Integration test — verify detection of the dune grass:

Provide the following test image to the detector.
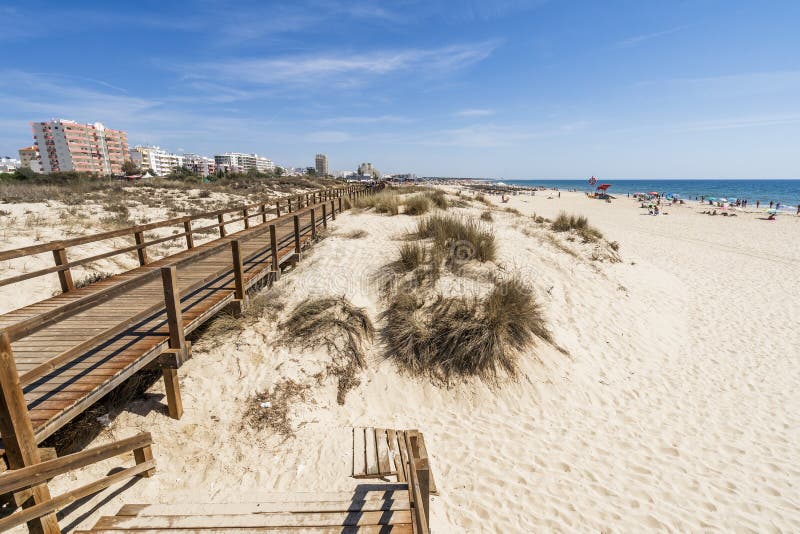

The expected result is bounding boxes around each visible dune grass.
[354,190,400,215]
[281,296,374,403]
[381,277,549,383]
[480,211,493,222]
[551,212,603,242]
[416,214,496,264]
[398,241,426,271]
[403,195,432,215]
[426,190,449,209]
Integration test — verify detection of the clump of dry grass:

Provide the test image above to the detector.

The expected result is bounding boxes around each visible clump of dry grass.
[281,296,374,403]
[504,207,522,216]
[242,379,310,438]
[398,241,426,271]
[426,190,449,209]
[416,214,496,264]
[354,190,400,215]
[198,290,285,347]
[381,277,549,383]
[341,229,368,239]
[480,211,493,222]
[474,193,492,205]
[551,212,603,242]
[403,195,432,216]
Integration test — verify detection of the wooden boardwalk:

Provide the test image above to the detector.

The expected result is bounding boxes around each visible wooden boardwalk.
[0,185,374,463]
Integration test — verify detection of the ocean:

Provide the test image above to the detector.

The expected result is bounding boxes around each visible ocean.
[502,179,800,212]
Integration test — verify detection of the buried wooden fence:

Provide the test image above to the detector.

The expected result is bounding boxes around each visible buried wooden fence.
[0,183,380,533]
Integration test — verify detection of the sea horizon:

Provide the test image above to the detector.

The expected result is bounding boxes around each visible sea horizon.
[500,178,800,210]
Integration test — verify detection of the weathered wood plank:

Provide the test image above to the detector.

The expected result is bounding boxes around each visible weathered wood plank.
[376,428,392,475]
[94,510,412,528]
[365,426,379,476]
[353,427,366,478]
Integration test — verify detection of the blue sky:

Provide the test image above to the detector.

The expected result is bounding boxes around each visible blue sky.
[1,0,799,178]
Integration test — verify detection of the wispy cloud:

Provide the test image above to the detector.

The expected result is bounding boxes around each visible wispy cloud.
[454,108,495,117]
[181,41,499,88]
[674,113,800,132]
[318,115,413,125]
[616,25,689,48]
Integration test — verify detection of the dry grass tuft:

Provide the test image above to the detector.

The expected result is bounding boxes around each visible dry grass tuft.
[341,229,368,239]
[242,379,310,437]
[426,190,449,209]
[416,214,496,264]
[281,296,374,403]
[551,212,603,242]
[381,277,550,383]
[354,190,400,215]
[480,211,493,222]
[403,195,432,216]
[398,241,426,271]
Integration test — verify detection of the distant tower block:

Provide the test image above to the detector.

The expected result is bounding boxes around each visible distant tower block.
[315,153,329,176]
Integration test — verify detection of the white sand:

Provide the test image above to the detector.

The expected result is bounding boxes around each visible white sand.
[9,189,800,532]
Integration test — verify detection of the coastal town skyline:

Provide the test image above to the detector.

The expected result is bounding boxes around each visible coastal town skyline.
[1,1,799,179]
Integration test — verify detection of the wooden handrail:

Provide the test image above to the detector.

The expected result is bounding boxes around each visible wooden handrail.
[1,194,347,344]
[0,186,344,262]
[0,432,152,494]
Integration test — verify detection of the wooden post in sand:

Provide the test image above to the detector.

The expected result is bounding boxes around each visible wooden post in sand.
[159,266,186,420]
[52,248,74,294]
[0,333,61,534]
[293,215,301,256]
[269,224,280,280]
[230,239,247,314]
[217,214,227,237]
[321,204,328,228]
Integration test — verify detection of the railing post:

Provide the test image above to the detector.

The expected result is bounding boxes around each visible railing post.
[260,203,267,223]
[0,332,61,534]
[217,214,227,237]
[159,266,185,420]
[321,204,327,228]
[293,215,301,254]
[339,197,343,212]
[269,224,280,279]
[310,208,317,240]
[230,239,247,313]
[52,247,74,294]
[183,220,194,249]
[331,200,336,220]
[133,444,156,478]
[276,201,282,217]
[242,208,250,229]
[134,231,149,266]
[287,198,293,212]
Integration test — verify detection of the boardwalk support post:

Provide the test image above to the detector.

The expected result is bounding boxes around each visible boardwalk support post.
[183,221,194,249]
[269,224,280,280]
[321,204,328,229]
[159,266,187,420]
[331,200,336,220]
[292,215,302,263]
[229,239,247,315]
[217,214,227,237]
[52,248,73,294]
[0,332,61,534]
[260,204,267,223]
[133,231,148,266]
[310,208,317,241]
[242,208,250,229]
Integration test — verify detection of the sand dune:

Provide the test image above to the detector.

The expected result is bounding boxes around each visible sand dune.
[30,188,800,532]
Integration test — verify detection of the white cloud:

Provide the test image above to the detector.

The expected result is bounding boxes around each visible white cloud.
[454,108,494,117]
[616,25,688,48]
[183,41,499,87]
[318,115,413,125]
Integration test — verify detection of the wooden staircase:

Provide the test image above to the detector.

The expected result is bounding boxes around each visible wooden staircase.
[75,485,413,532]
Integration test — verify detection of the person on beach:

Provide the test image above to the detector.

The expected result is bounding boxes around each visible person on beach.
[756,200,760,208]
[776,202,781,210]
[770,201,774,209]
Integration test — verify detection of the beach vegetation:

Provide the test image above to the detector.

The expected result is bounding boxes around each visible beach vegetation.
[403,195,432,215]
[551,212,603,242]
[281,296,374,404]
[416,214,496,263]
[243,379,310,438]
[480,210,493,222]
[398,241,426,271]
[341,229,367,239]
[381,277,550,383]
[354,190,400,215]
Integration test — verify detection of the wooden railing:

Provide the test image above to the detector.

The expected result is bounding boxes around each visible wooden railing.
[0,432,155,533]
[404,431,431,534]
[0,187,350,293]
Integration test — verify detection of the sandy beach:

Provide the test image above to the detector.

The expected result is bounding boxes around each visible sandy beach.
[7,186,800,532]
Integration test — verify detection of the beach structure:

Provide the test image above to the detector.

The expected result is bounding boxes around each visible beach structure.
[0,184,378,533]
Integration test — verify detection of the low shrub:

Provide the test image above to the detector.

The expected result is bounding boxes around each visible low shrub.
[354,190,399,215]
[551,212,603,242]
[398,242,426,271]
[426,190,449,209]
[480,211,493,222]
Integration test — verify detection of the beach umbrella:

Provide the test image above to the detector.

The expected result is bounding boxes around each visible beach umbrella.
[767,208,778,215]
[706,197,716,202]
[718,197,728,203]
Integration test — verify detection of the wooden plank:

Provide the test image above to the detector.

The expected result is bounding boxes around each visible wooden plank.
[388,429,404,482]
[76,525,412,534]
[376,428,392,476]
[365,426,379,476]
[352,427,366,477]
[117,498,410,516]
[415,432,438,495]
[94,510,412,529]
[396,430,410,484]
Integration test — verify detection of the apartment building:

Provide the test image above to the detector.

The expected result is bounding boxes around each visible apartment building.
[214,152,274,173]
[31,119,129,175]
[130,145,184,176]
[315,153,328,176]
[17,146,42,173]
[182,153,216,177]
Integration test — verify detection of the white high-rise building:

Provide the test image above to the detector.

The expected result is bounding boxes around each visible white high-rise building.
[130,145,184,176]
[182,153,216,177]
[214,152,274,173]
[31,119,129,175]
